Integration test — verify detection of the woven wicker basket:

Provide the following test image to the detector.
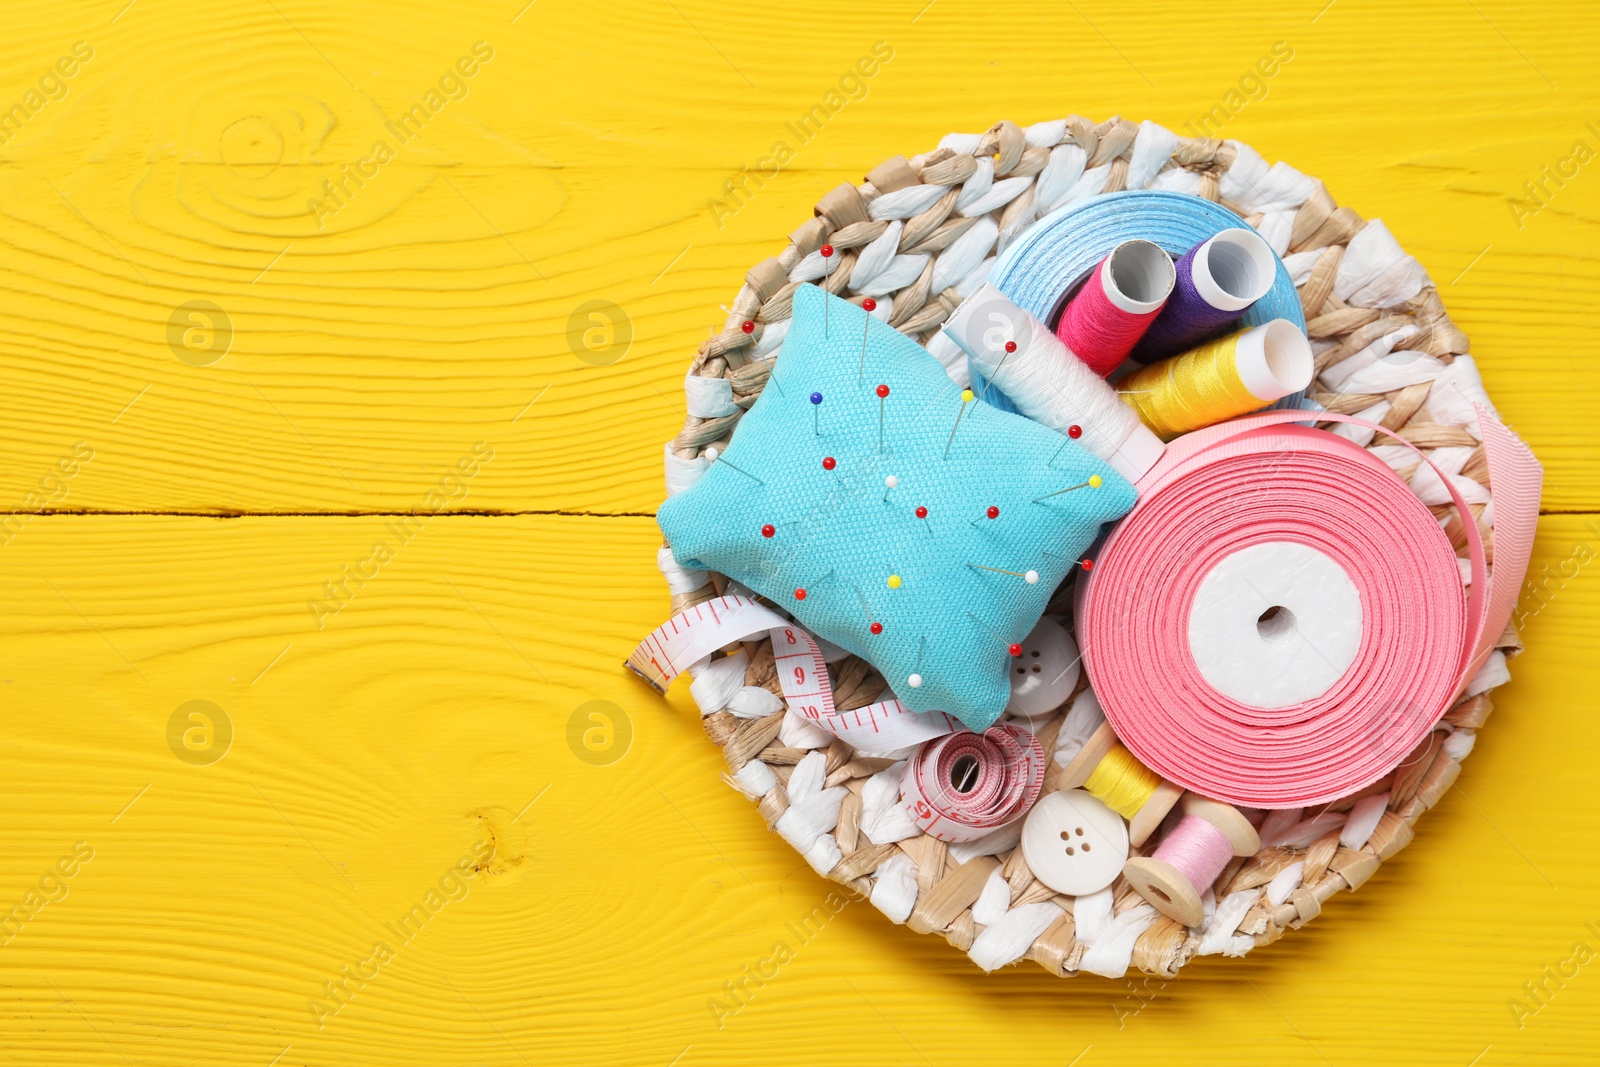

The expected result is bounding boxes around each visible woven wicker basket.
[658,116,1516,978]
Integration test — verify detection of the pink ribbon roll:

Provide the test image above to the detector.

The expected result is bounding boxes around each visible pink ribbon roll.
[901,723,1046,842]
[1077,408,1541,808]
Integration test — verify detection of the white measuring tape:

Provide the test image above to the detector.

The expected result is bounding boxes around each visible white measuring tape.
[628,594,961,750]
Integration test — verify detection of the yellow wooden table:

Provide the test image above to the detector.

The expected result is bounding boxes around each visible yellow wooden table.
[3,1,1597,1064]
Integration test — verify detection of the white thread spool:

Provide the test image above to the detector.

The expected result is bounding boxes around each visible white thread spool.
[942,283,1164,483]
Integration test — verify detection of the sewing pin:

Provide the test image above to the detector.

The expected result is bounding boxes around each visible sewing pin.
[944,388,975,460]
[810,391,823,436]
[820,244,835,334]
[915,505,932,536]
[708,448,765,486]
[857,298,877,384]
[822,455,837,471]
[852,584,883,635]
[882,474,898,503]
[876,383,890,451]
[970,504,1000,527]
[966,563,1039,584]
[1048,424,1091,468]
[1032,474,1103,502]
[965,610,1023,656]
[907,636,926,688]
[977,340,1017,404]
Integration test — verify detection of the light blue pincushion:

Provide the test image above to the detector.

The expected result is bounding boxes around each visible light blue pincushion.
[657,285,1135,731]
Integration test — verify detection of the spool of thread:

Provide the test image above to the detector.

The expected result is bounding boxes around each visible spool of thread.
[1057,721,1182,846]
[1056,239,1175,376]
[984,192,1309,418]
[900,723,1046,843]
[1123,795,1259,927]
[1118,319,1313,440]
[1077,408,1541,808]
[941,283,1165,484]
[1129,228,1278,364]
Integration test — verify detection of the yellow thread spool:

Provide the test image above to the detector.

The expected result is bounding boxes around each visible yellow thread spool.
[1118,319,1313,440]
[1059,721,1185,846]
[1083,744,1161,819]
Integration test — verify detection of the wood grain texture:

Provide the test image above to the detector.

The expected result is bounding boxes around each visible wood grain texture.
[0,515,1597,1066]
[1,1,1598,1064]
[0,0,1597,513]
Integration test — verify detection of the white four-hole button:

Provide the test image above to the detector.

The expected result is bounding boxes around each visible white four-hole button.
[1021,788,1129,896]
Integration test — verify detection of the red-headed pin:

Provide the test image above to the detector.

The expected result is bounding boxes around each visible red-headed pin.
[978,339,1019,404]
[820,245,836,333]
[853,585,884,636]
[857,298,877,384]
[876,383,890,452]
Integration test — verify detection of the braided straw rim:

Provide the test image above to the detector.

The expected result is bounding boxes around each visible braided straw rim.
[662,116,1514,978]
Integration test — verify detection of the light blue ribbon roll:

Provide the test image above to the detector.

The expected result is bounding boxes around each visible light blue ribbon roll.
[971,190,1311,415]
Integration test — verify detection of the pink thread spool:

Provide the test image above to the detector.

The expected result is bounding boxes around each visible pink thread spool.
[1056,239,1175,377]
[1123,795,1260,927]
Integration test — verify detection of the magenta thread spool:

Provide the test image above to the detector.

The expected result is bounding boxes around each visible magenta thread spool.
[1055,239,1175,376]
[1122,794,1260,927]
[1130,228,1277,364]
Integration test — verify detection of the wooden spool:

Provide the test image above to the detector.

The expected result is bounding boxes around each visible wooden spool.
[1123,795,1261,927]
[1058,721,1183,846]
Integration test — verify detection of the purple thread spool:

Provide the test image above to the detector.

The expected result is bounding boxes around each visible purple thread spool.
[1130,229,1277,364]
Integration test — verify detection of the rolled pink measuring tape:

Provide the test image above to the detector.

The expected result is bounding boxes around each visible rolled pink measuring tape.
[901,723,1046,843]
[1078,406,1541,808]
[630,596,1043,839]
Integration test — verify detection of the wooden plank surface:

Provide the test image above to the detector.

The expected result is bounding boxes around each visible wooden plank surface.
[2,1,1598,1065]
[0,515,1597,1066]
[0,0,1597,513]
